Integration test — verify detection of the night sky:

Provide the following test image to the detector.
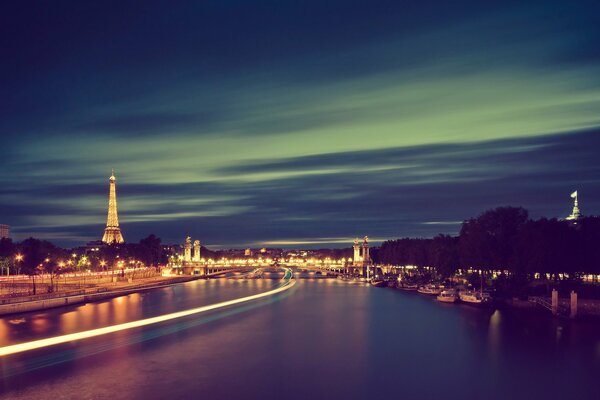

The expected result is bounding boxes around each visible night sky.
[2,1,600,248]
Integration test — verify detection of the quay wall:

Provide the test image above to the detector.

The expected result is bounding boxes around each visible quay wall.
[0,276,199,316]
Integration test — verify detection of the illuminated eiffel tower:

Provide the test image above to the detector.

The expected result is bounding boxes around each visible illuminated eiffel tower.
[101,170,125,244]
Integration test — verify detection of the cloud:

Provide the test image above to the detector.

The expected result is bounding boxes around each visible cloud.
[2,0,600,247]
[4,128,599,247]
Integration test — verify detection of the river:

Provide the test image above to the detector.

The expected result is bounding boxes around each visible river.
[1,276,599,399]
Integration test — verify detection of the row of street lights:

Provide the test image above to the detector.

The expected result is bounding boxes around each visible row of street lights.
[5,253,147,276]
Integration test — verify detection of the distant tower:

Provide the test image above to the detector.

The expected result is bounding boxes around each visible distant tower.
[193,240,201,262]
[184,236,192,262]
[566,190,581,221]
[102,170,125,244]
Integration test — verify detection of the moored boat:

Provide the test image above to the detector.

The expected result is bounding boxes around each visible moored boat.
[417,284,444,295]
[397,282,419,291]
[437,289,458,303]
[459,290,492,305]
[370,279,386,287]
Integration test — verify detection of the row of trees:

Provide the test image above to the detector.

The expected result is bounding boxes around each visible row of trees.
[377,207,600,278]
[0,235,169,294]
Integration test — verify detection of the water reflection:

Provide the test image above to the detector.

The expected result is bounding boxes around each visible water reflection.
[1,281,600,400]
[487,309,501,363]
[0,279,279,347]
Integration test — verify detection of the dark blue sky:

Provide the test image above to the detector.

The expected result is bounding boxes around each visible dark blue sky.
[2,1,600,248]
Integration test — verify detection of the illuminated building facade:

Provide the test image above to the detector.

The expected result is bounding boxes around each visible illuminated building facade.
[101,170,125,244]
[0,224,9,239]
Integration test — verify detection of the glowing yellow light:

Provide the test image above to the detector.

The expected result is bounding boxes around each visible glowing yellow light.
[15,254,23,262]
[0,269,295,357]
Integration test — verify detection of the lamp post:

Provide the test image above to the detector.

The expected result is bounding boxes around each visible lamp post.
[14,253,23,276]
[55,261,65,293]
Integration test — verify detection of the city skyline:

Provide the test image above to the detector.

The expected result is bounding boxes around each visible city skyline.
[2,3,600,399]
[2,1,600,247]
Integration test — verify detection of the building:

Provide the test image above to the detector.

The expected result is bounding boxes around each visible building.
[85,240,107,252]
[102,170,125,244]
[0,224,9,239]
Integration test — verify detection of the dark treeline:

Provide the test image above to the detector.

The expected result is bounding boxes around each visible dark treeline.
[377,207,600,278]
[0,234,168,277]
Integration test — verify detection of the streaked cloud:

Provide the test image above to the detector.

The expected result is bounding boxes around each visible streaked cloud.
[1,0,600,247]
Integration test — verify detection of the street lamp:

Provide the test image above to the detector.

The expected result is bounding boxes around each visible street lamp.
[13,254,23,276]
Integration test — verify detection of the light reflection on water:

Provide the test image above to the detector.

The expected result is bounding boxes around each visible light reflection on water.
[1,280,599,400]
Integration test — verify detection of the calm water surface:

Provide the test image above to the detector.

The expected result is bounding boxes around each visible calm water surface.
[1,278,599,399]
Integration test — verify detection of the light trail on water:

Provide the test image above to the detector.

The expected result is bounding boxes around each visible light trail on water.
[0,269,295,357]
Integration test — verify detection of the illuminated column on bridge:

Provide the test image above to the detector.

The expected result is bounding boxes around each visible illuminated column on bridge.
[353,238,361,265]
[193,240,201,262]
[184,236,192,262]
[361,236,370,264]
[362,236,370,278]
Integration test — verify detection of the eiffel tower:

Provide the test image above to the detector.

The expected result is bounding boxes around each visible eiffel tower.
[102,170,125,244]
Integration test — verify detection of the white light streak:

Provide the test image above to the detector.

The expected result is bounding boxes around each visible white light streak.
[0,271,295,357]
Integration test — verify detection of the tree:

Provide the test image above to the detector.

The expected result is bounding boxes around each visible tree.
[430,235,459,278]
[578,217,600,276]
[0,256,13,276]
[513,218,579,280]
[18,237,59,295]
[459,207,529,272]
[0,238,15,258]
[136,234,165,268]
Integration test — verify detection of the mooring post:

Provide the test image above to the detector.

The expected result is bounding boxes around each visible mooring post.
[570,290,578,319]
[551,289,558,316]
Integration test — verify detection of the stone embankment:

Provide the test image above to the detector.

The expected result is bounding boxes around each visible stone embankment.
[0,275,199,316]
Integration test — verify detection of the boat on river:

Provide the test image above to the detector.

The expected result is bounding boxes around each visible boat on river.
[437,289,458,303]
[417,284,444,295]
[459,290,492,305]
[370,278,386,287]
[397,282,418,291]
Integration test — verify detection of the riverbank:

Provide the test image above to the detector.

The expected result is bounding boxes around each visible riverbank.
[0,275,202,316]
[383,280,600,318]
[502,296,600,318]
